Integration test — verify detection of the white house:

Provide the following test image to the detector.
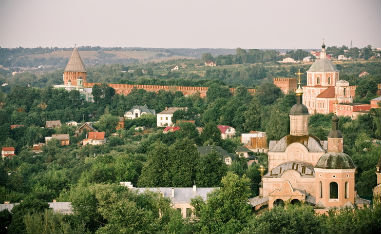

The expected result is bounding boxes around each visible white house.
[217,125,236,139]
[157,107,186,127]
[1,147,15,159]
[66,121,78,127]
[338,55,349,61]
[124,105,156,119]
[279,57,297,63]
[303,56,312,63]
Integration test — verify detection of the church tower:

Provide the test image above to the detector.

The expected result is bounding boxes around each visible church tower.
[63,47,87,86]
[289,69,309,136]
[315,115,356,208]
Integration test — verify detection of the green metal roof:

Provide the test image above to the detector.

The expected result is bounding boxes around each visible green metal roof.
[315,152,355,169]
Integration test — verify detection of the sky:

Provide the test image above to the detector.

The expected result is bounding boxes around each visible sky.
[0,0,380,49]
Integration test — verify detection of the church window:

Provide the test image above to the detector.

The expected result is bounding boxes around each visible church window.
[320,181,323,198]
[330,182,338,199]
[345,182,348,199]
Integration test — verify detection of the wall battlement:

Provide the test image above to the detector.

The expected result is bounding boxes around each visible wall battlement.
[84,82,255,98]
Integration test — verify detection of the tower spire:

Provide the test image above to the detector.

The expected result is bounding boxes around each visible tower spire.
[295,69,304,103]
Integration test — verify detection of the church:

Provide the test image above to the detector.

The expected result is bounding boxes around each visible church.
[302,43,356,114]
[250,76,369,211]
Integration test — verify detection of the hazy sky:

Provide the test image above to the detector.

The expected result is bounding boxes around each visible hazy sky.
[1,0,380,49]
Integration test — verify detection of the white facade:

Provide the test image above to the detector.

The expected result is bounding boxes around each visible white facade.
[156,107,186,127]
[157,113,174,127]
[124,105,156,119]
[82,138,106,145]
[241,132,266,144]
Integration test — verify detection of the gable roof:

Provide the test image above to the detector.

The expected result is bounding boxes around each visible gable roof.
[217,125,234,134]
[64,47,86,72]
[2,147,15,151]
[158,107,186,115]
[236,146,251,153]
[88,132,105,140]
[316,86,335,98]
[131,187,217,203]
[52,134,70,140]
[76,122,96,131]
[46,120,62,128]
[163,126,181,133]
[126,105,156,115]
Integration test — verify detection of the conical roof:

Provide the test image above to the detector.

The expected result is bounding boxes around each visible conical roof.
[64,47,86,72]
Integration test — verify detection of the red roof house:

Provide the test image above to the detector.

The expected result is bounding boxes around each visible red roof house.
[83,132,106,145]
[217,125,236,139]
[2,147,15,159]
[163,126,181,133]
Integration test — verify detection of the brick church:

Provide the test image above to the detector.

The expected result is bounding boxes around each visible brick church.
[250,81,369,211]
[302,43,356,114]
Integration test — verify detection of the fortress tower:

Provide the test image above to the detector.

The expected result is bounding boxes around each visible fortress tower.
[63,47,87,86]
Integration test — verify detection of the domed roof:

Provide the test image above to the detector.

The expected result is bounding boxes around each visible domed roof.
[308,58,338,72]
[315,152,355,169]
[290,103,309,115]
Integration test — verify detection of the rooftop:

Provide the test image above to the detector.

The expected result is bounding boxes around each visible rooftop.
[316,86,335,98]
[158,107,186,115]
[64,47,86,73]
[88,132,105,140]
[315,152,355,169]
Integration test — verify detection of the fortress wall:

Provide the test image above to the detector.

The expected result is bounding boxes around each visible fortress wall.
[84,82,254,98]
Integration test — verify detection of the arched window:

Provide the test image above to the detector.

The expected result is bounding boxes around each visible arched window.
[343,88,346,96]
[330,182,338,199]
[328,77,331,84]
[317,77,320,84]
[345,182,348,199]
[273,199,284,207]
[320,181,323,198]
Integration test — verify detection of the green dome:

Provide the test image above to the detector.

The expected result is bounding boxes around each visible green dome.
[315,153,355,169]
[290,103,309,115]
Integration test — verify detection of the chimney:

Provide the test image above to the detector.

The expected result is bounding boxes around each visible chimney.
[171,187,175,198]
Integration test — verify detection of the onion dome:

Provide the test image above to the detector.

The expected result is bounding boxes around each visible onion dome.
[290,69,309,115]
[315,152,355,169]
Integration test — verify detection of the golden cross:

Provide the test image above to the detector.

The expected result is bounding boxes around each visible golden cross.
[295,69,303,85]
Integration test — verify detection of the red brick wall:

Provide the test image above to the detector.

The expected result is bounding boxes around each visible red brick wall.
[84,82,255,98]
[273,78,297,94]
